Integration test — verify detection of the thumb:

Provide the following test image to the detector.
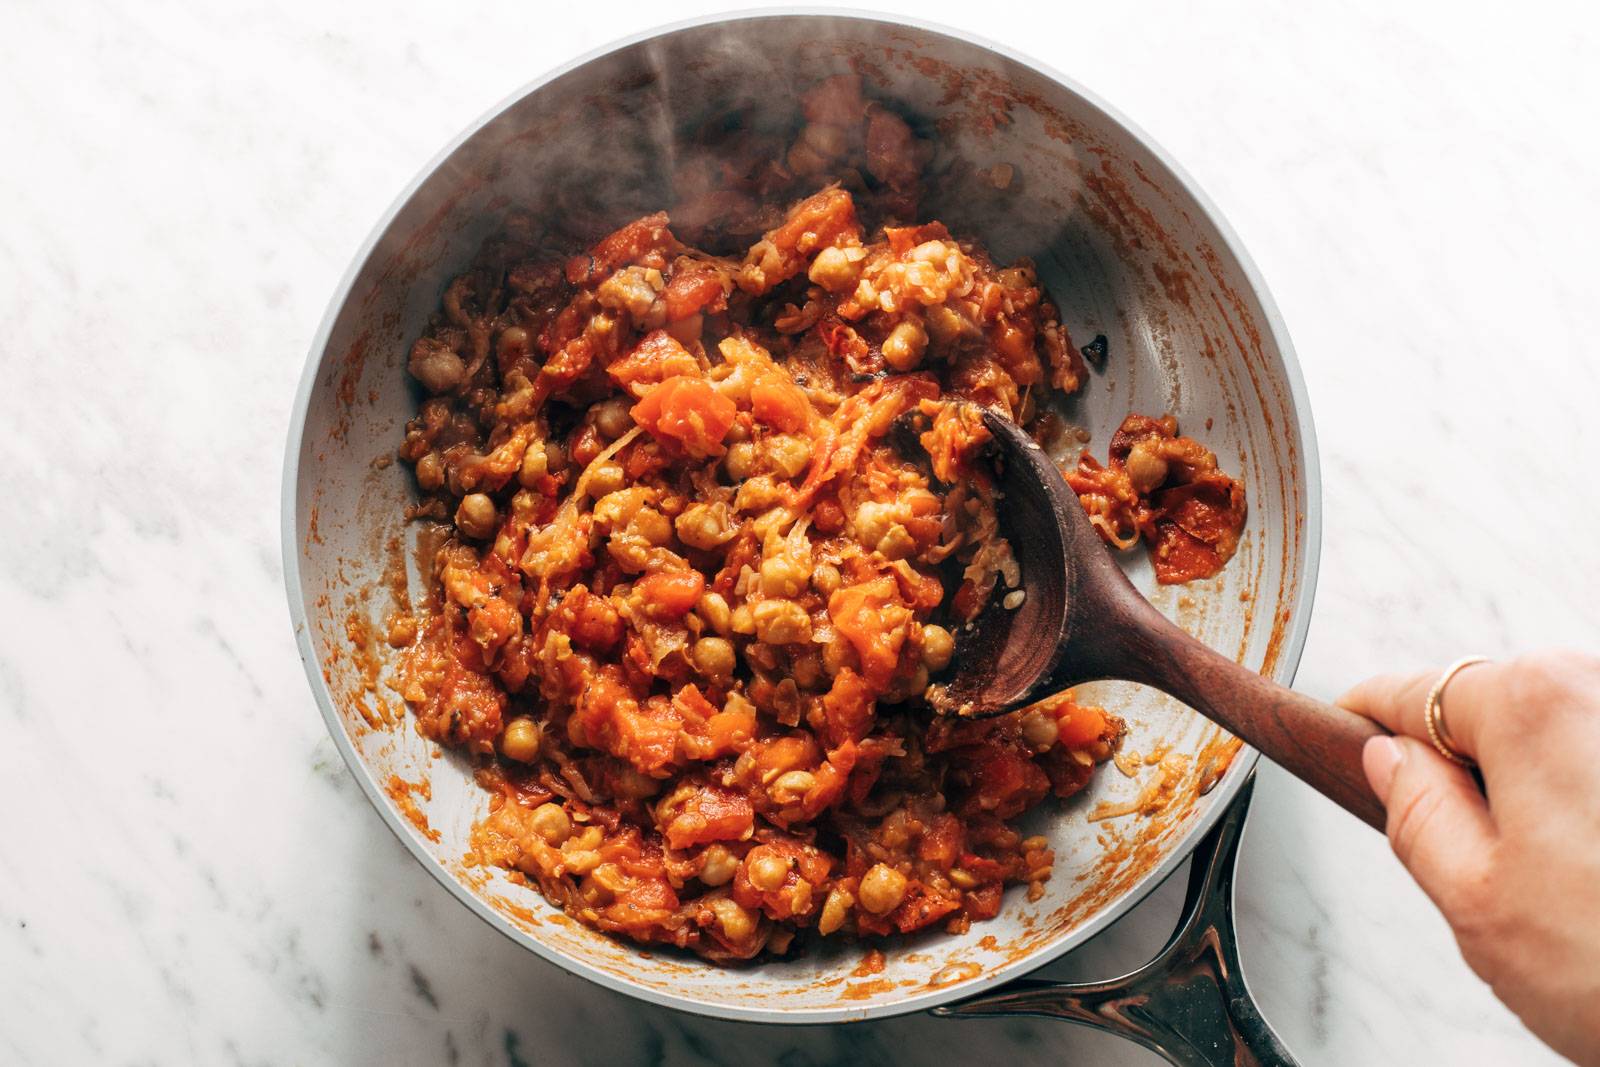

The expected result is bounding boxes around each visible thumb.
[1364,735,1498,918]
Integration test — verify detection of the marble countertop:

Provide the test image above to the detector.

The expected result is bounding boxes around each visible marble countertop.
[4,1,1595,1063]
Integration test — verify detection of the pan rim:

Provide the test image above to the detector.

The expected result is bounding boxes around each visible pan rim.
[279,5,1322,1025]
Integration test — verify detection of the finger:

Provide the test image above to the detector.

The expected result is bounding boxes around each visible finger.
[1363,734,1497,919]
[1338,660,1500,762]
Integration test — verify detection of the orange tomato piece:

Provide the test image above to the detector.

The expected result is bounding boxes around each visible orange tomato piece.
[821,668,875,747]
[750,375,811,433]
[635,569,706,620]
[828,577,910,688]
[1056,700,1109,748]
[568,668,682,774]
[565,212,673,286]
[660,783,755,850]
[663,264,728,321]
[608,330,702,398]
[630,375,737,458]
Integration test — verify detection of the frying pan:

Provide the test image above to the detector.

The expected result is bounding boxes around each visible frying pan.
[281,11,1320,1060]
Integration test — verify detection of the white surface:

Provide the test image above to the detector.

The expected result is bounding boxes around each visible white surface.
[1,1,1595,1064]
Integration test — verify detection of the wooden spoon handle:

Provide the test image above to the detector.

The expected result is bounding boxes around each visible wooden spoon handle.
[1083,600,1388,830]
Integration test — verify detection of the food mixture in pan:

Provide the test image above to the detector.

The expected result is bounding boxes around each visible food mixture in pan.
[393,75,1247,962]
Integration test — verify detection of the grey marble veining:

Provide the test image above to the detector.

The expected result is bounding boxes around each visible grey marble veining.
[2,1,1594,1064]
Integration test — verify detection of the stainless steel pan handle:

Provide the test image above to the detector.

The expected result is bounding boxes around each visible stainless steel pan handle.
[933,775,1295,1066]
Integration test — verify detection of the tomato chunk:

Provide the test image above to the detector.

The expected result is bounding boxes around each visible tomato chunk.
[750,376,811,433]
[828,577,911,688]
[631,376,737,458]
[635,569,705,620]
[660,782,755,850]
[609,330,701,398]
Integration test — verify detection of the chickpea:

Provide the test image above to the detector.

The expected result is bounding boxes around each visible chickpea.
[611,765,661,799]
[925,304,970,346]
[1020,708,1060,751]
[500,717,541,762]
[764,434,813,479]
[594,488,645,528]
[656,489,687,517]
[415,452,445,492]
[948,868,980,890]
[408,338,465,394]
[733,475,784,513]
[563,849,602,876]
[875,523,916,561]
[543,439,568,472]
[699,845,739,887]
[666,313,702,346]
[818,886,854,935]
[747,850,792,892]
[852,501,894,548]
[800,121,849,158]
[709,897,756,942]
[753,600,812,645]
[882,664,929,704]
[585,461,626,498]
[769,770,816,805]
[591,397,634,439]
[730,604,756,636]
[528,803,572,846]
[518,442,548,487]
[881,318,929,371]
[858,863,908,915]
[724,441,757,481]
[747,644,780,674]
[822,637,859,678]
[455,493,498,539]
[589,863,629,895]
[562,835,604,875]
[760,554,810,598]
[921,624,955,673]
[696,591,732,635]
[1125,441,1169,495]
[676,503,733,550]
[566,826,604,853]
[632,507,673,547]
[692,637,737,681]
[791,652,822,689]
[496,325,529,361]
[810,562,842,598]
[807,245,862,293]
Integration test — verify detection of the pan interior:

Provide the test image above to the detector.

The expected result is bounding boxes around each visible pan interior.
[286,14,1313,1022]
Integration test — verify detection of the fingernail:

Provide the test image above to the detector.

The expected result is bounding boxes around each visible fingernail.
[1363,735,1403,803]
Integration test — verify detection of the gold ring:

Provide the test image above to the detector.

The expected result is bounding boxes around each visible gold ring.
[1424,656,1488,768]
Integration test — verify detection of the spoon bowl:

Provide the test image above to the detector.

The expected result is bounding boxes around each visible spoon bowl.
[926,407,1388,830]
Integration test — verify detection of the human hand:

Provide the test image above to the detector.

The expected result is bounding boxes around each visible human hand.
[1340,652,1600,1066]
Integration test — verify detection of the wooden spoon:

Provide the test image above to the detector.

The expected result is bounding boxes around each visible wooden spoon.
[917,407,1387,830]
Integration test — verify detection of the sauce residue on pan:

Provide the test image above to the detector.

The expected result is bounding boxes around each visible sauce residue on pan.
[385,774,440,843]
[928,961,983,987]
[853,949,887,977]
[841,979,898,1001]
